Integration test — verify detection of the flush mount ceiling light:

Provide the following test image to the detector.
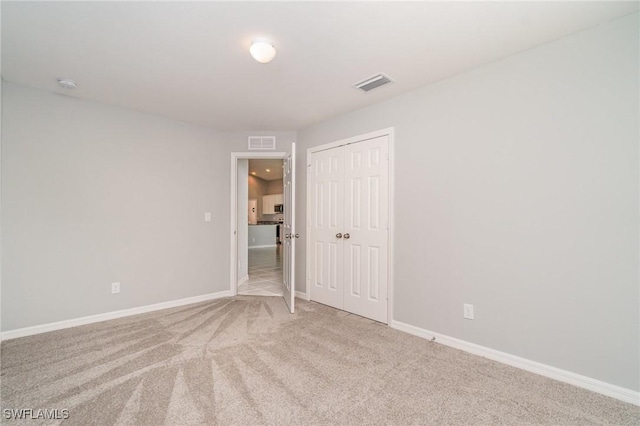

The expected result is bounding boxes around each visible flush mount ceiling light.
[250,39,277,64]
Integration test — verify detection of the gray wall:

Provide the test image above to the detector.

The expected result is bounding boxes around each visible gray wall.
[266,178,284,195]
[0,83,295,331]
[221,131,296,155]
[1,82,227,330]
[296,14,639,391]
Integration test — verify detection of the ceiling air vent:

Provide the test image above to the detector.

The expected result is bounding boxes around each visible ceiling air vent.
[248,136,276,150]
[354,73,393,92]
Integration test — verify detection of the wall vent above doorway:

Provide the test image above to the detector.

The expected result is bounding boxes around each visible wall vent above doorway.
[248,136,276,150]
[354,73,393,92]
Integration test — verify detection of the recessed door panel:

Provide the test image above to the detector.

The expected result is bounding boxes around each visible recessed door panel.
[349,244,361,297]
[350,178,362,229]
[314,183,324,228]
[328,242,338,291]
[368,246,380,301]
[351,151,362,170]
[369,147,380,167]
[368,176,380,230]
[330,180,339,228]
[314,241,323,288]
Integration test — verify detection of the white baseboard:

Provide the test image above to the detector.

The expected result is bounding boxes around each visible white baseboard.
[237,274,249,286]
[390,320,639,407]
[1,290,233,341]
[295,291,308,300]
[248,244,277,249]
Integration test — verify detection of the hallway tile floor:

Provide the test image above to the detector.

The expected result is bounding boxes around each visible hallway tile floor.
[238,246,283,296]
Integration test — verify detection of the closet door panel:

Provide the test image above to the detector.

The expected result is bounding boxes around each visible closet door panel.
[343,136,389,323]
[309,148,344,309]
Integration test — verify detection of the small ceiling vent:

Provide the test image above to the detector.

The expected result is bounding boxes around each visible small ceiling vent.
[248,136,276,150]
[354,73,393,92]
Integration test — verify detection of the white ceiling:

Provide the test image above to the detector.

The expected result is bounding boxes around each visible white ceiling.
[249,159,284,181]
[2,2,638,131]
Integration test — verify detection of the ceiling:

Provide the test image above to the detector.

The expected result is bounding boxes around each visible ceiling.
[249,159,284,181]
[2,2,638,131]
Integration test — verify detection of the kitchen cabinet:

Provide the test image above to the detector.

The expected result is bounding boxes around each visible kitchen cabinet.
[262,193,283,214]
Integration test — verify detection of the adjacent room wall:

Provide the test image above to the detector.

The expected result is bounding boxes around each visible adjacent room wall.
[266,178,284,195]
[296,13,639,391]
[248,175,269,220]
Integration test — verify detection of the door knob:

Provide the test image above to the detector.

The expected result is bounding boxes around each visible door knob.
[285,233,291,239]
[343,233,350,239]
[336,233,343,239]
[295,234,300,239]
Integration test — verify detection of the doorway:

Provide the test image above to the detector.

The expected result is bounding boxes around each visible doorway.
[230,147,297,313]
[240,159,285,296]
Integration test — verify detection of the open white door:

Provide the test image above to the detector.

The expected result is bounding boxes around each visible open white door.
[282,143,296,313]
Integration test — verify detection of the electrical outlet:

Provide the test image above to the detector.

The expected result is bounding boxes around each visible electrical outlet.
[463,303,474,320]
[111,282,120,294]
[204,212,212,222]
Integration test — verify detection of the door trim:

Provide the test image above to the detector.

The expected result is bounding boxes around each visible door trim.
[305,127,395,324]
[229,151,286,296]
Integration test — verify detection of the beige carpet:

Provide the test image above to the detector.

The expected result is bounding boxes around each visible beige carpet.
[1,296,638,425]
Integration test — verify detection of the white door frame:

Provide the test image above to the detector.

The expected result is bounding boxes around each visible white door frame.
[306,127,395,324]
[230,151,287,295]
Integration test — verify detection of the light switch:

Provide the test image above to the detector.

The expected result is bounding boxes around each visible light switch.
[463,304,474,320]
[204,212,212,222]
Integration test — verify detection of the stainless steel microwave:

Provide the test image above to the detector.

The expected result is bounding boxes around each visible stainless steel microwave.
[274,204,284,213]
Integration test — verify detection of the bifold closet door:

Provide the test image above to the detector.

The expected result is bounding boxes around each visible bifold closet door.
[309,135,389,324]
[309,147,345,310]
[342,136,389,323]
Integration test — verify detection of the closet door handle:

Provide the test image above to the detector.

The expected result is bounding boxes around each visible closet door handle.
[336,233,343,239]
[343,233,350,239]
